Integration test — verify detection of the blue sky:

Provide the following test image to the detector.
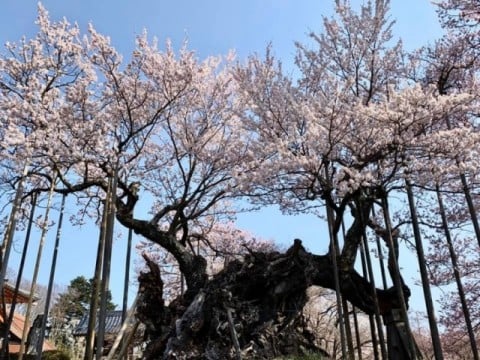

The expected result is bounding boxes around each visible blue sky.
[1,1,441,60]
[0,1,444,311]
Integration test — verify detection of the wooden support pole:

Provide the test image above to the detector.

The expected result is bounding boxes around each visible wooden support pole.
[0,163,29,297]
[18,175,56,360]
[0,193,37,360]
[361,234,387,359]
[351,307,363,360]
[405,180,443,360]
[35,193,67,359]
[325,200,348,359]
[106,295,138,360]
[225,306,242,360]
[84,195,109,360]
[96,171,118,360]
[436,184,479,360]
[380,196,418,359]
[116,321,140,360]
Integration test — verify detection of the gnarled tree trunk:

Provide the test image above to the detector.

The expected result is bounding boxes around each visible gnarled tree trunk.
[137,239,410,359]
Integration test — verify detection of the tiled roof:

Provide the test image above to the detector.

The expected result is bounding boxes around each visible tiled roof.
[0,312,55,352]
[2,282,37,304]
[73,310,123,336]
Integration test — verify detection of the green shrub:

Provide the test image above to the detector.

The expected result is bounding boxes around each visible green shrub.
[276,351,326,360]
[41,350,71,360]
[9,354,34,360]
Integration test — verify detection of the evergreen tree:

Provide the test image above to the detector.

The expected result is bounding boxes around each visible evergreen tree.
[51,276,116,320]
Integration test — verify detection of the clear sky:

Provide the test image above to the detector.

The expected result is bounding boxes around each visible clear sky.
[0,1,444,312]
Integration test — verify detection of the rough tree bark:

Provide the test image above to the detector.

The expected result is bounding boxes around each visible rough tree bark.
[136,239,409,359]
[113,184,411,359]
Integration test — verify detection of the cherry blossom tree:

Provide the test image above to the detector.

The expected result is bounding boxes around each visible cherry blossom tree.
[236,0,474,305]
[0,5,253,358]
[235,1,480,358]
[437,0,480,32]
[1,1,480,359]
